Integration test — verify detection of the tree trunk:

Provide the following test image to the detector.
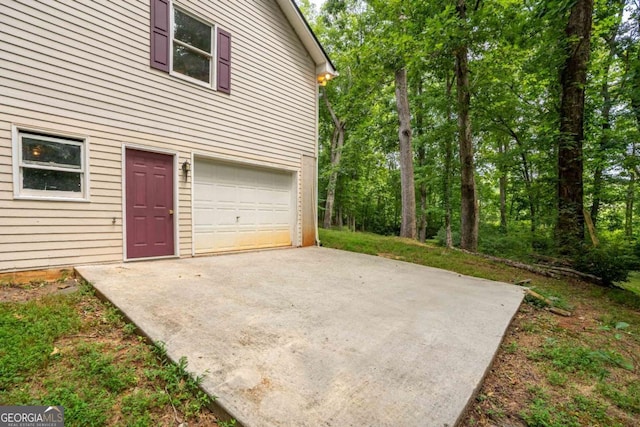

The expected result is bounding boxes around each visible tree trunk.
[626,143,637,237]
[322,89,345,229]
[416,80,428,243]
[456,0,478,252]
[444,71,455,248]
[590,80,610,228]
[626,174,635,238]
[395,67,417,239]
[517,144,536,232]
[495,117,536,232]
[556,0,593,254]
[591,12,621,227]
[498,139,508,233]
[417,145,428,242]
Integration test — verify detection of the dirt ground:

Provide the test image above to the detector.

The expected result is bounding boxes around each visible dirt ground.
[460,294,640,427]
[0,276,82,303]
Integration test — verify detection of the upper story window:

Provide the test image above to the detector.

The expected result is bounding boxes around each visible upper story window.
[173,9,212,84]
[13,129,89,201]
[150,0,231,93]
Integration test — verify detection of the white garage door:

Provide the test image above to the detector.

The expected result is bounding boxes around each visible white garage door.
[193,159,295,253]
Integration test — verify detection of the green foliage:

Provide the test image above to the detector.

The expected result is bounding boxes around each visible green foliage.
[575,241,638,285]
[521,387,614,427]
[0,291,215,425]
[74,343,137,393]
[436,226,460,247]
[503,341,519,354]
[478,225,537,261]
[622,271,640,297]
[146,342,213,417]
[0,295,81,389]
[547,371,568,387]
[598,380,640,413]
[310,0,640,263]
[42,385,113,426]
[530,338,633,380]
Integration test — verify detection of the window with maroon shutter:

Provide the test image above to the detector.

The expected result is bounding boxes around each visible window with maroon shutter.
[150,0,170,72]
[151,1,231,93]
[217,28,231,94]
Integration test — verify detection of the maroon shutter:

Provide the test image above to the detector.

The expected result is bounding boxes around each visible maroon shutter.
[150,0,170,72]
[217,28,231,94]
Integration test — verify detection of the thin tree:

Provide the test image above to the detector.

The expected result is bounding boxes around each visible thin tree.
[590,1,623,226]
[322,87,346,229]
[456,0,478,251]
[556,0,594,253]
[444,70,455,248]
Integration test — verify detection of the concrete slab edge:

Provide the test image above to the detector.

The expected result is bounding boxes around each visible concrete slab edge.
[452,298,525,427]
[74,268,247,427]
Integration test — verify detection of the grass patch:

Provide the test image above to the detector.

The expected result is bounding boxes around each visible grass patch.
[529,338,633,379]
[598,380,640,414]
[522,390,614,427]
[0,281,219,426]
[320,229,640,427]
[622,271,640,297]
[0,294,81,390]
[521,385,615,427]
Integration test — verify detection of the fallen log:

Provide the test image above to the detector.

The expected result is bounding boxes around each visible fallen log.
[525,289,552,306]
[541,265,604,286]
[548,306,572,317]
[525,289,573,317]
[457,248,607,286]
[458,249,561,280]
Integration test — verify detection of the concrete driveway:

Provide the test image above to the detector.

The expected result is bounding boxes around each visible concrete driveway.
[76,247,524,427]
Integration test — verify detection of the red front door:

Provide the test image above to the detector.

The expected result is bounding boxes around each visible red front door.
[125,149,175,259]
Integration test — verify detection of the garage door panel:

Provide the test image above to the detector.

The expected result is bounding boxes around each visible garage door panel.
[238,186,255,201]
[194,160,294,253]
[194,182,215,202]
[216,184,238,203]
[216,207,239,226]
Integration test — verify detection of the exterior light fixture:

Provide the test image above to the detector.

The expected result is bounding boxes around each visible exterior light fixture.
[317,72,335,87]
[182,160,191,180]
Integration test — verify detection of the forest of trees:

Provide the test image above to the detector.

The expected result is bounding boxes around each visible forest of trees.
[299,0,640,280]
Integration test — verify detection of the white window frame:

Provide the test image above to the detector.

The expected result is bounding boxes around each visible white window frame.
[170,5,217,89]
[12,125,90,202]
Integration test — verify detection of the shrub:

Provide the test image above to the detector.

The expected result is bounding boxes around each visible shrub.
[479,230,532,261]
[436,227,460,247]
[574,241,638,286]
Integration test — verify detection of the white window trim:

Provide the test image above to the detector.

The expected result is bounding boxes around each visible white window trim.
[11,125,90,202]
[170,4,217,90]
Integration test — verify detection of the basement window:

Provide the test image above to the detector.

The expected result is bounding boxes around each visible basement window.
[13,129,89,201]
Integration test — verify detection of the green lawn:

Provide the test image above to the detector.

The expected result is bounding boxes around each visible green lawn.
[0,282,221,426]
[320,229,640,427]
[623,271,640,297]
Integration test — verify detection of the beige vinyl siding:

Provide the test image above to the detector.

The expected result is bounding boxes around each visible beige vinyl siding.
[0,0,317,271]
